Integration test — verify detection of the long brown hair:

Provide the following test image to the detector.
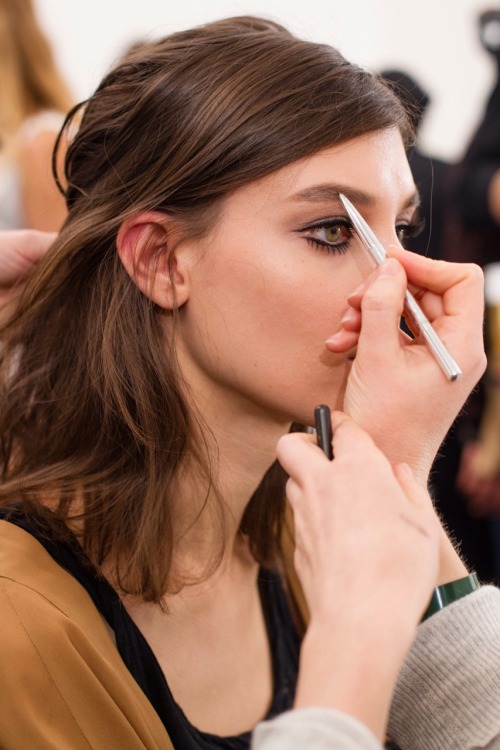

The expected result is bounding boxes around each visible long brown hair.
[0,0,73,146]
[0,16,412,602]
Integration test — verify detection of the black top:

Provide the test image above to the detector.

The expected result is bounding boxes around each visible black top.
[0,507,300,749]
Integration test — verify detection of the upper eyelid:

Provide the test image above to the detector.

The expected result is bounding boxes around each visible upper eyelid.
[297,216,353,231]
[298,213,421,228]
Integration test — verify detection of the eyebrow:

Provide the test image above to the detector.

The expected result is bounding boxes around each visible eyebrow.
[290,183,420,210]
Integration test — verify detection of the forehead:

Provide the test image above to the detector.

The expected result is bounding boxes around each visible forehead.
[219,128,416,219]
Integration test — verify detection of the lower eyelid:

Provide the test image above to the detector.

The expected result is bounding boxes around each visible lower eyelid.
[304,237,350,255]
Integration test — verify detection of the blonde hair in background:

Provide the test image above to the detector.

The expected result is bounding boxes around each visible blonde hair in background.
[0,0,73,147]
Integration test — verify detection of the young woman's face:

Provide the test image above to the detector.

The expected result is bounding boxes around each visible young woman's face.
[175,128,418,427]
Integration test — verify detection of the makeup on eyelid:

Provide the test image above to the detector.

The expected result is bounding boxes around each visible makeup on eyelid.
[297,211,425,254]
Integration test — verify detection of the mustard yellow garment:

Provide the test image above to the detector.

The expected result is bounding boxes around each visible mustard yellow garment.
[0,520,174,749]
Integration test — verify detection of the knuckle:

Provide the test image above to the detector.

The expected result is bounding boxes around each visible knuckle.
[475,350,488,377]
[333,419,352,439]
[276,432,302,457]
[361,289,388,313]
[335,452,362,475]
[464,262,484,285]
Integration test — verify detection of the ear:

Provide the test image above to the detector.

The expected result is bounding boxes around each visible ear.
[116,211,191,309]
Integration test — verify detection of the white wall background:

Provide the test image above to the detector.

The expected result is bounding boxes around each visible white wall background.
[35,0,498,162]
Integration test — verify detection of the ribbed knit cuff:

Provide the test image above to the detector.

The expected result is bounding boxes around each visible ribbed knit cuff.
[252,707,382,750]
[389,586,500,749]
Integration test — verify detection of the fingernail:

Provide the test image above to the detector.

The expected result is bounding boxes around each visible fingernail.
[378,258,400,277]
[347,282,365,300]
[340,307,357,325]
[325,331,343,346]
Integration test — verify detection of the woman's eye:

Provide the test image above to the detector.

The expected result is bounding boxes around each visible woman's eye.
[300,214,425,254]
[396,216,426,245]
[322,225,347,243]
[396,225,409,243]
[300,219,353,253]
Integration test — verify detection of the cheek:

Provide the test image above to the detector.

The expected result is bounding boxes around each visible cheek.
[177,234,366,423]
[209,261,343,354]
[277,262,359,344]
[184,256,352,386]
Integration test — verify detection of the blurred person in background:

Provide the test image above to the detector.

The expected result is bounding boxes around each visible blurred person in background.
[451,7,500,263]
[439,7,500,578]
[0,0,73,231]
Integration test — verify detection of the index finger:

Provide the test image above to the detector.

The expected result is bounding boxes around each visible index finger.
[276,412,382,483]
[387,245,484,306]
[329,411,381,458]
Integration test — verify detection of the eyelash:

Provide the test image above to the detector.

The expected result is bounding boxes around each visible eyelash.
[299,214,426,255]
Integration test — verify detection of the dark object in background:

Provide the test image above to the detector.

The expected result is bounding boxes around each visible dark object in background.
[378,69,429,132]
[479,9,500,60]
[380,69,451,259]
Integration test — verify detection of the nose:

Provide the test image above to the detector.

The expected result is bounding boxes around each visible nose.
[370,222,403,253]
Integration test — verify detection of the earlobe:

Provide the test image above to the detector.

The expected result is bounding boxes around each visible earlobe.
[116,211,191,309]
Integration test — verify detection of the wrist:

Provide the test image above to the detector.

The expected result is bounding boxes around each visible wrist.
[422,572,480,621]
[297,618,414,741]
[437,524,469,584]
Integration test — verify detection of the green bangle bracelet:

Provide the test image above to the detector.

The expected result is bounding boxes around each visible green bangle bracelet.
[422,572,480,621]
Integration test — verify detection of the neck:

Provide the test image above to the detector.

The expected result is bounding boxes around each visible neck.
[170,389,291,575]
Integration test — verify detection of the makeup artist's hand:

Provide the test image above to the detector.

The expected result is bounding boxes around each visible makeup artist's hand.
[326,247,486,487]
[277,410,440,621]
[326,248,485,584]
[276,411,440,741]
[0,230,55,321]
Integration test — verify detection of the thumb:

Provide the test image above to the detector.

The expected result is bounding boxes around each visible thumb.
[357,258,407,364]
